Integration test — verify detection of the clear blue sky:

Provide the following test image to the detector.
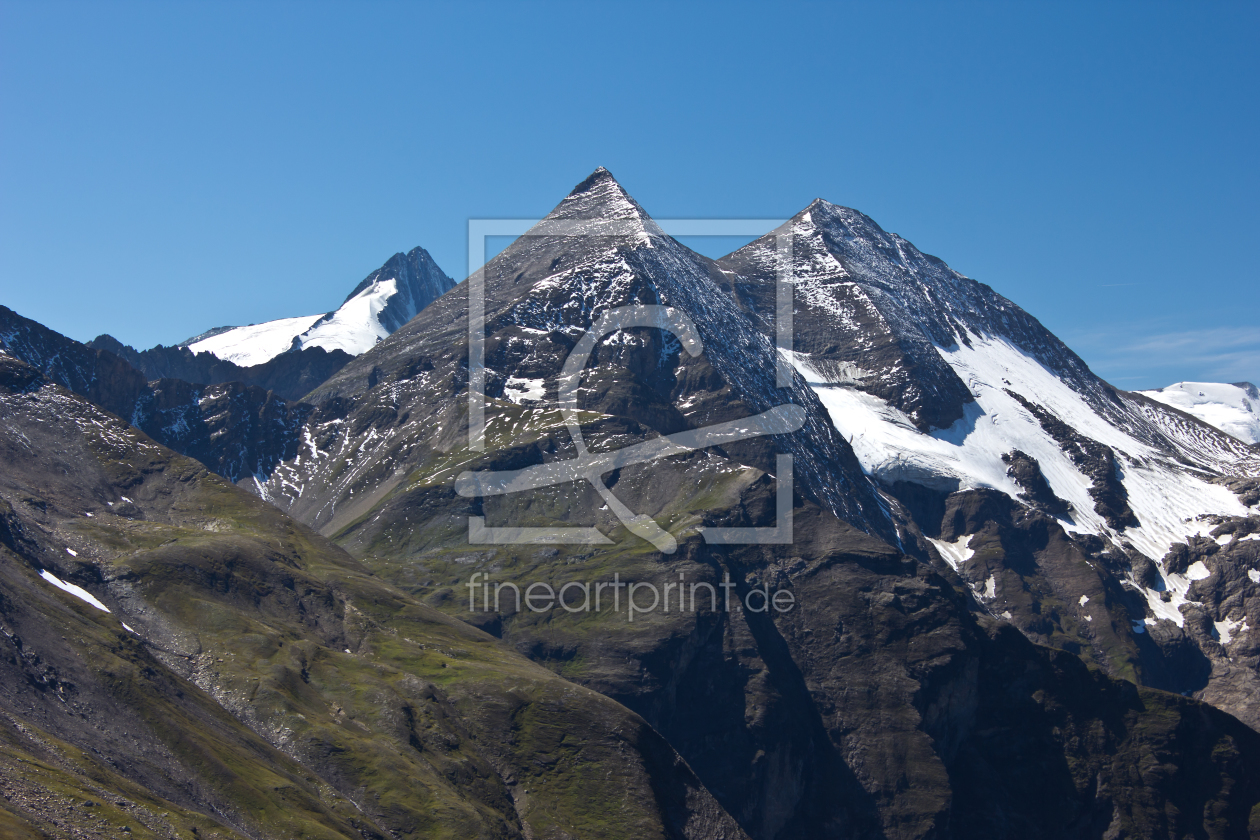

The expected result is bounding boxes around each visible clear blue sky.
[1,1,1256,389]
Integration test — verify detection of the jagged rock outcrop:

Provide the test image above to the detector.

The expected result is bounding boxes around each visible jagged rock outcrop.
[88,333,352,401]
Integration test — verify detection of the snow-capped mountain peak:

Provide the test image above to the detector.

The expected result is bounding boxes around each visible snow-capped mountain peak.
[186,246,454,367]
[719,199,1260,562]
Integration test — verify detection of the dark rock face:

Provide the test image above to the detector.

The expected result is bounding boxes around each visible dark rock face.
[1002,449,1072,516]
[88,333,353,402]
[1,304,150,419]
[130,377,311,483]
[1,305,306,483]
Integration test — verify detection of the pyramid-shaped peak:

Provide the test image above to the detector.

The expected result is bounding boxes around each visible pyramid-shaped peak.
[571,166,618,193]
[799,198,880,230]
[554,167,653,225]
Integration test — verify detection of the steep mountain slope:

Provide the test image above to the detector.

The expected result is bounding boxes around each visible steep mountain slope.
[265,168,890,542]
[1,305,307,483]
[242,169,1260,839]
[188,246,455,365]
[717,201,1260,729]
[1138,381,1260,445]
[0,350,746,840]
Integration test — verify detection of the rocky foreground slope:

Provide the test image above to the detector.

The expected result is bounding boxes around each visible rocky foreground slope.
[0,351,742,839]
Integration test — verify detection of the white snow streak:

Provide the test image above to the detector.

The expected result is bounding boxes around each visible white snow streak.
[39,570,111,613]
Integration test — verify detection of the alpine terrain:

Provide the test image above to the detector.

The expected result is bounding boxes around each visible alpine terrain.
[2,169,1260,839]
[1138,382,1260,445]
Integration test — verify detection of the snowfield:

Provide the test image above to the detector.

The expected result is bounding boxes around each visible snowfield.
[1138,381,1260,444]
[295,277,398,356]
[790,333,1252,561]
[188,314,323,366]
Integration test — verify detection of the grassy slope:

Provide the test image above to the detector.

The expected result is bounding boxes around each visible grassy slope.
[0,359,744,840]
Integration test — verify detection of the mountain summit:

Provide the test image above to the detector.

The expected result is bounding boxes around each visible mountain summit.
[186,245,455,365]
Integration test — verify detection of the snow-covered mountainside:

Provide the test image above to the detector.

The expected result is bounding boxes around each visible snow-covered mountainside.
[1139,381,1260,445]
[720,202,1260,560]
[718,200,1260,732]
[187,246,455,365]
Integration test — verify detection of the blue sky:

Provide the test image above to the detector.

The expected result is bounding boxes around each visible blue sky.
[1,0,1256,389]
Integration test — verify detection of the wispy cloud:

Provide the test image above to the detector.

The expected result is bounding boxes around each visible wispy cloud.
[1064,324,1260,388]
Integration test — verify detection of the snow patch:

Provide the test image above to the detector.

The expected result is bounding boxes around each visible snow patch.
[1186,560,1212,581]
[504,377,546,404]
[39,570,111,613]
[1215,616,1247,645]
[980,574,997,600]
[926,534,975,571]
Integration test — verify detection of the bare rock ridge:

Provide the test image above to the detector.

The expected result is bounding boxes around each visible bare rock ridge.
[2,304,309,483]
[86,332,353,402]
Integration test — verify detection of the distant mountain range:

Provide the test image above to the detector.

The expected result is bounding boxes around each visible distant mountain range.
[2,169,1259,839]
